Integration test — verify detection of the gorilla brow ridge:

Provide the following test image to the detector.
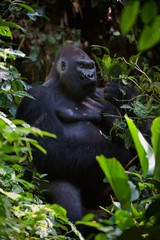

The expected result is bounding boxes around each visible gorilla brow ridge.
[77,60,95,69]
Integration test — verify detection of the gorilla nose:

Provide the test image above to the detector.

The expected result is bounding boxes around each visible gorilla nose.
[87,73,94,78]
[87,71,97,80]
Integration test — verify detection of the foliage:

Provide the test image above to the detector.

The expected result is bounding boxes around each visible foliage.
[82,1,160,238]
[0,0,81,83]
[0,1,84,239]
[126,116,160,179]
[0,112,84,239]
[78,117,160,240]
[93,44,160,148]
[0,48,30,117]
[0,0,160,239]
[120,0,160,51]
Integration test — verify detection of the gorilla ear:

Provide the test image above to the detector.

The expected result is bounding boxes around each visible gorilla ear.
[56,58,67,74]
[61,60,66,71]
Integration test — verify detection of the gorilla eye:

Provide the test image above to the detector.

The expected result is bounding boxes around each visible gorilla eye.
[61,60,66,71]
[79,63,84,68]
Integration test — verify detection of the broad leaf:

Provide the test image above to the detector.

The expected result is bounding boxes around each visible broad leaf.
[17,3,35,13]
[0,26,12,38]
[102,54,111,69]
[138,26,160,52]
[141,1,158,24]
[0,21,24,31]
[109,63,122,78]
[125,116,155,176]
[120,1,140,33]
[0,188,21,200]
[152,15,160,28]
[115,209,134,231]
[97,155,131,209]
[151,117,160,178]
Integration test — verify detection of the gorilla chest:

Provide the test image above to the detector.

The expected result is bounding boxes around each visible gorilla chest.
[54,98,104,141]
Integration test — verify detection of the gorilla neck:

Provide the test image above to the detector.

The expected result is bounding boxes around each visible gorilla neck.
[44,77,95,102]
[59,82,93,102]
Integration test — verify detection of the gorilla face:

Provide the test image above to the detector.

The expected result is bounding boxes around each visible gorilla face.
[77,59,97,86]
[55,46,97,100]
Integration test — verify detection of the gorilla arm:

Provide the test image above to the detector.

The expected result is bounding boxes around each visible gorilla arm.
[15,86,60,177]
[16,86,48,128]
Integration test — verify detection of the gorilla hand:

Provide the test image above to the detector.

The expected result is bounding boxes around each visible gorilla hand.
[104,79,139,107]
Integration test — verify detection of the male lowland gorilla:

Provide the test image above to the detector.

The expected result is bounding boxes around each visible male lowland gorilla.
[16,46,134,229]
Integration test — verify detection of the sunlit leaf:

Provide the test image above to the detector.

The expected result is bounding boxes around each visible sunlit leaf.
[125,116,155,176]
[138,131,155,176]
[4,49,25,58]
[115,209,134,231]
[82,213,95,222]
[0,26,12,38]
[120,1,140,33]
[138,26,160,52]
[130,203,143,219]
[16,3,35,13]
[31,141,47,155]
[95,233,107,240]
[0,188,21,200]
[97,155,131,209]
[151,117,160,178]
[102,54,111,69]
[0,21,24,31]
[52,204,67,219]
[13,91,33,98]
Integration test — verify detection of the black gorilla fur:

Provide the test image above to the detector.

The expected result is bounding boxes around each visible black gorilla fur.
[16,46,134,229]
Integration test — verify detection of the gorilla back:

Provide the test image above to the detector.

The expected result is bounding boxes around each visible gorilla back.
[16,45,133,227]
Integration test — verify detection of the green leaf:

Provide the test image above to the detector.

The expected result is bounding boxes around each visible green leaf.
[16,3,35,13]
[52,204,67,219]
[95,233,107,240]
[82,213,95,222]
[0,21,24,31]
[109,63,122,78]
[0,188,21,200]
[138,26,160,52]
[102,54,111,69]
[130,203,143,219]
[115,209,134,231]
[151,117,160,178]
[152,15,160,28]
[125,116,155,176]
[120,1,140,33]
[4,49,25,58]
[13,91,32,98]
[0,26,12,38]
[128,181,139,202]
[97,155,131,209]
[141,1,158,24]
[24,138,47,155]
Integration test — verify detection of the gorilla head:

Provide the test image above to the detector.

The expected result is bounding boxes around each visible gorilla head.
[48,45,97,101]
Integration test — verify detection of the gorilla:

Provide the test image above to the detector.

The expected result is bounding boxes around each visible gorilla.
[16,45,134,230]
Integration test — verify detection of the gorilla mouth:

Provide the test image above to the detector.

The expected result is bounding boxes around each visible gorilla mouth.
[82,81,97,92]
[84,81,97,88]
